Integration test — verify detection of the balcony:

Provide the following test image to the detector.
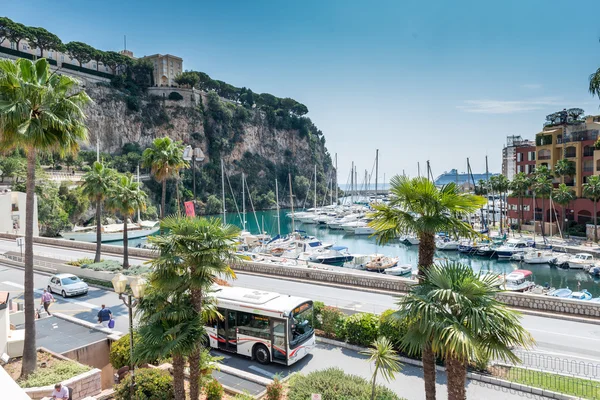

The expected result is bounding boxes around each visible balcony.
[538,155,551,160]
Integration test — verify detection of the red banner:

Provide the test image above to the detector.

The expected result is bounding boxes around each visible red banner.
[184,201,195,217]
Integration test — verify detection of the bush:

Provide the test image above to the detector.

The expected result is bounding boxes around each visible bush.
[82,259,122,272]
[168,91,184,101]
[233,394,255,400]
[312,301,324,330]
[110,333,134,369]
[18,360,90,388]
[114,368,173,400]
[379,309,408,349]
[205,379,224,400]
[66,257,95,267]
[344,313,379,346]
[126,95,141,112]
[287,368,402,400]
[266,376,284,400]
[320,306,346,339]
[82,165,92,172]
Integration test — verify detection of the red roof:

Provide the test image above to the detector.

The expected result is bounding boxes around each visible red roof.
[512,269,533,277]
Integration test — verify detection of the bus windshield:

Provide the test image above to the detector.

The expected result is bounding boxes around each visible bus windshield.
[289,302,314,348]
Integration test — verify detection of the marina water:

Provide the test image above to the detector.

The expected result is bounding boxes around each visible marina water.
[121,208,600,297]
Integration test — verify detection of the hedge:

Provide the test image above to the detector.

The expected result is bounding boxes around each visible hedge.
[344,313,379,347]
[114,368,173,400]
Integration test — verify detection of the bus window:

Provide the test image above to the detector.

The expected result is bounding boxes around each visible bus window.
[272,319,287,361]
[290,302,314,349]
[237,312,270,340]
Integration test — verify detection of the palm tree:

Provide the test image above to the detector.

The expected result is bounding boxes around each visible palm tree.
[583,175,600,242]
[552,184,575,236]
[81,162,116,262]
[488,175,498,227]
[135,284,204,400]
[148,216,239,400]
[368,176,485,400]
[554,159,576,184]
[106,175,147,269]
[532,175,553,237]
[510,172,530,232]
[495,175,509,233]
[360,337,402,400]
[397,262,534,400]
[0,58,90,377]
[141,137,188,219]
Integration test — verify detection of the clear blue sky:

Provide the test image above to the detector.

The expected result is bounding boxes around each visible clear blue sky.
[5,0,600,182]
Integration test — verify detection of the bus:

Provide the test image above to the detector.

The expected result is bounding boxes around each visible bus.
[206,285,316,365]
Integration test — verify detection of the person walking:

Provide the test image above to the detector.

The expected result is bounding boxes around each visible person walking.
[51,383,71,400]
[40,289,55,317]
[97,304,112,328]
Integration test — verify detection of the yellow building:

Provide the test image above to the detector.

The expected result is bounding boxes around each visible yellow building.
[535,114,600,197]
[142,54,183,87]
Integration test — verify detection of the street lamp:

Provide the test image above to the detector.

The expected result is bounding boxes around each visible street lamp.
[111,273,146,398]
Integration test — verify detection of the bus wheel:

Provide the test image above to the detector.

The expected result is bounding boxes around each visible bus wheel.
[253,344,270,364]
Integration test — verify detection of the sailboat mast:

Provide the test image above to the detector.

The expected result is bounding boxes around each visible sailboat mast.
[221,159,226,226]
[242,172,246,231]
[375,149,379,201]
[351,161,354,205]
[289,173,295,233]
[314,165,317,210]
[137,164,141,222]
[275,178,281,235]
[335,153,338,205]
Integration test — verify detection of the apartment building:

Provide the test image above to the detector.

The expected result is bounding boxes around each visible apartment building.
[142,54,183,87]
[502,135,535,179]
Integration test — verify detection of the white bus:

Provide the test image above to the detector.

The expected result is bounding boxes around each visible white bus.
[206,286,316,365]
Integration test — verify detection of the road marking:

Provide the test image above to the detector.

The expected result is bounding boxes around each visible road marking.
[2,281,100,310]
[530,349,600,364]
[527,328,600,342]
[248,365,275,378]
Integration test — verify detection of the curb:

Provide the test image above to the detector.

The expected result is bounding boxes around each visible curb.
[53,312,123,336]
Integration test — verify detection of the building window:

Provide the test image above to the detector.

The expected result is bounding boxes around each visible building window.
[22,44,28,51]
[61,54,64,62]
[47,51,53,60]
[92,63,97,69]
[517,153,523,162]
[170,61,173,67]
[565,146,576,158]
[584,145,594,157]
[10,41,16,50]
[528,151,535,161]
[538,149,551,160]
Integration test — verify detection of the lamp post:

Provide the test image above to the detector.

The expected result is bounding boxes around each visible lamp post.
[111,273,146,399]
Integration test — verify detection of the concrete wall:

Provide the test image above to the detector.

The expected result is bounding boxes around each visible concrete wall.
[0,304,8,356]
[25,368,102,400]
[147,86,200,107]
[62,340,114,390]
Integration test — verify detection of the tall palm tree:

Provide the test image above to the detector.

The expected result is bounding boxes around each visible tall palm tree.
[488,175,498,227]
[510,172,530,232]
[106,175,147,269]
[360,337,402,400]
[368,176,485,400]
[397,262,534,400]
[554,158,576,185]
[141,137,188,219]
[81,162,116,262]
[532,175,553,237]
[0,58,90,377]
[148,216,239,400]
[552,183,575,236]
[495,175,509,233]
[583,175,600,242]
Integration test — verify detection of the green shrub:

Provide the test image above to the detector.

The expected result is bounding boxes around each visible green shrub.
[66,257,95,267]
[287,368,402,400]
[168,91,184,101]
[320,306,345,339]
[126,95,141,112]
[344,313,379,347]
[233,393,255,400]
[378,309,407,348]
[110,333,139,369]
[82,259,122,272]
[114,367,173,400]
[124,264,152,276]
[18,360,91,388]
[205,379,224,400]
[312,301,324,330]
[266,376,284,400]
[82,165,92,172]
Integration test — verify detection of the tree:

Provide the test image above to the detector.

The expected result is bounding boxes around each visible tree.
[488,176,497,227]
[552,183,575,236]
[174,71,199,88]
[532,174,553,237]
[397,262,534,400]
[64,41,97,67]
[141,137,188,219]
[0,155,26,182]
[81,162,117,262]
[0,17,14,45]
[0,58,90,377]
[148,216,239,400]
[5,21,29,51]
[495,174,510,233]
[368,176,485,400]
[510,173,531,232]
[101,51,130,74]
[583,175,600,242]
[554,159,576,184]
[26,27,63,57]
[106,174,147,268]
[360,337,402,400]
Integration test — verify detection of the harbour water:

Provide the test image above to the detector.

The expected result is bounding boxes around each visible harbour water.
[120,208,600,297]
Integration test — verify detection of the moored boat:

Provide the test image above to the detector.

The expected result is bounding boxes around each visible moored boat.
[504,269,535,292]
[60,220,160,243]
[365,255,399,272]
[384,264,412,276]
[568,253,594,270]
[548,288,572,298]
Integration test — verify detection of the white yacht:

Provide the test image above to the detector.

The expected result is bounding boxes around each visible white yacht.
[568,253,595,270]
[400,235,420,245]
[494,238,533,259]
[354,225,375,235]
[341,218,369,233]
[436,239,459,251]
[522,250,554,264]
[504,269,535,292]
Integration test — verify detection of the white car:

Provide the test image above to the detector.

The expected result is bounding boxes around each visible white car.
[47,273,89,297]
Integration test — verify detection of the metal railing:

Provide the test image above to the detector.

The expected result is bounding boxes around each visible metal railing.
[1,253,60,272]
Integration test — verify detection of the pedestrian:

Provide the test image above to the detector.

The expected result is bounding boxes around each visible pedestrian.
[97,304,112,328]
[40,289,55,317]
[51,383,70,400]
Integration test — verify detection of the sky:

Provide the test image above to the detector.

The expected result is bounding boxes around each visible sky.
[4,0,600,183]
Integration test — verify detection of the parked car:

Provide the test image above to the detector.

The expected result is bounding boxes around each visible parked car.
[47,273,89,297]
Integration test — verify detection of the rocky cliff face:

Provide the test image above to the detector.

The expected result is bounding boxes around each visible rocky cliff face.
[83,84,334,208]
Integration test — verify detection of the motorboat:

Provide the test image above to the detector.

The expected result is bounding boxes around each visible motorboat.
[327,213,363,230]
[494,238,534,259]
[311,246,354,265]
[568,253,594,270]
[504,269,535,292]
[384,264,413,276]
[341,219,369,233]
[354,225,375,235]
[570,290,593,301]
[458,240,485,254]
[549,253,573,269]
[475,245,497,257]
[589,265,600,277]
[60,220,160,243]
[436,239,459,251]
[281,238,331,259]
[343,254,381,270]
[365,255,399,272]
[548,288,572,298]
[522,250,554,265]
[400,235,420,245]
